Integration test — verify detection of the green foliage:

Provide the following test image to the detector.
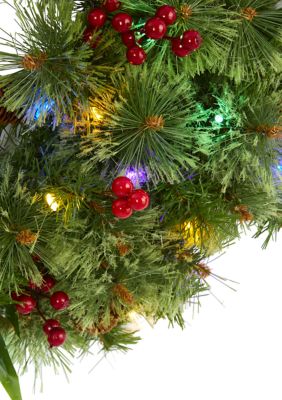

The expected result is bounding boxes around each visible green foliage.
[0,0,114,127]
[100,325,141,352]
[223,0,282,82]
[123,0,238,77]
[102,66,209,182]
[0,334,22,400]
[0,0,281,390]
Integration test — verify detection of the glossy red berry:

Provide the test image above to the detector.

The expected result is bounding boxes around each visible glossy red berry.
[112,13,133,33]
[145,17,167,40]
[171,38,191,57]
[50,291,70,310]
[156,5,177,25]
[88,8,107,29]
[11,291,21,301]
[40,275,56,293]
[128,189,150,211]
[126,46,147,65]
[112,176,134,197]
[104,0,121,12]
[121,31,136,48]
[47,327,67,347]
[43,319,61,335]
[83,28,101,49]
[16,295,37,315]
[112,199,133,219]
[181,30,202,51]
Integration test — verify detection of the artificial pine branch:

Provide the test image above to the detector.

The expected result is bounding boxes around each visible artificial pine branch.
[0,0,114,127]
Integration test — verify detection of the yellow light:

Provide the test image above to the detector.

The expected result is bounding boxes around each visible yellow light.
[45,193,59,212]
[184,221,192,230]
[90,107,103,121]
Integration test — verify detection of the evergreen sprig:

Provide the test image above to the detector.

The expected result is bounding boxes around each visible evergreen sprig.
[101,66,210,183]
[222,0,282,82]
[0,0,114,127]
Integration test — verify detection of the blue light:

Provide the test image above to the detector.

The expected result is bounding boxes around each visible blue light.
[34,98,55,121]
[125,166,149,186]
[215,114,224,124]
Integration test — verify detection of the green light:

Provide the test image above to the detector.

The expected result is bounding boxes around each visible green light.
[215,114,224,124]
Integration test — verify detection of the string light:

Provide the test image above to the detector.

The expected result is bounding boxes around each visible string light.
[214,114,224,124]
[90,107,103,121]
[125,165,148,186]
[45,193,59,212]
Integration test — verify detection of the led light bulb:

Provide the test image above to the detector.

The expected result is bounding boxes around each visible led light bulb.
[45,193,59,212]
[215,114,224,124]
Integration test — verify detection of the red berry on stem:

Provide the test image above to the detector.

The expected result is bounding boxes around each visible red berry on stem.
[43,319,61,335]
[126,46,147,65]
[112,176,134,197]
[181,30,202,51]
[11,291,21,301]
[83,27,93,42]
[83,28,101,49]
[145,17,167,40]
[40,275,56,293]
[156,5,177,25]
[171,38,191,57]
[16,295,37,315]
[112,13,133,33]
[88,8,107,29]
[128,189,150,211]
[121,31,136,48]
[50,291,70,310]
[112,199,133,219]
[47,327,67,347]
[104,0,121,12]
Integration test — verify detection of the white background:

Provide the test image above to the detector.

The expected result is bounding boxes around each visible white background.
[1,3,282,400]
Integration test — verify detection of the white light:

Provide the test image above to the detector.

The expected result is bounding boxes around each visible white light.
[45,193,59,212]
[215,114,224,124]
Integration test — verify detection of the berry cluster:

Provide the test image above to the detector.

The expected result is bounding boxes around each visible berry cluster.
[111,176,150,219]
[171,30,203,57]
[84,0,121,48]
[83,3,202,65]
[11,270,70,348]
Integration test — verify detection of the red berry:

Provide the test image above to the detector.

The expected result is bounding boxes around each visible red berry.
[88,8,107,29]
[104,0,121,12]
[112,176,134,197]
[112,13,132,33]
[171,38,191,57]
[112,199,133,219]
[40,275,56,293]
[181,30,202,51]
[128,189,150,211]
[121,31,136,48]
[43,319,61,335]
[32,254,41,263]
[126,46,147,65]
[50,291,70,310]
[11,291,21,301]
[83,28,101,49]
[16,295,37,315]
[145,17,167,40]
[47,327,67,347]
[28,280,39,290]
[156,5,177,25]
